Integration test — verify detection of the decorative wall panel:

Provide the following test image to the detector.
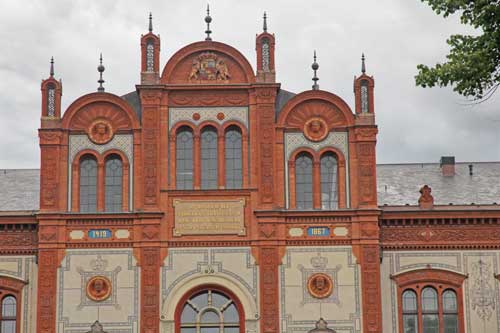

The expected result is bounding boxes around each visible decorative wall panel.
[280,247,361,333]
[169,107,248,129]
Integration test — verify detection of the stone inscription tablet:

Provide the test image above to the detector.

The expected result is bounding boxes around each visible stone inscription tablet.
[173,199,246,236]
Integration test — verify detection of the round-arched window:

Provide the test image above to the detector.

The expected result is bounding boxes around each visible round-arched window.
[179,288,242,333]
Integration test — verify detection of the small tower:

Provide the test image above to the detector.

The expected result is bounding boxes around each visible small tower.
[40,57,62,123]
[354,53,375,116]
[256,12,276,83]
[140,12,160,84]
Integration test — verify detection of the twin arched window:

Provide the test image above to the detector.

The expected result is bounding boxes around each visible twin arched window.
[175,125,243,190]
[0,296,17,333]
[293,151,339,210]
[179,288,242,333]
[402,287,458,333]
[78,154,124,212]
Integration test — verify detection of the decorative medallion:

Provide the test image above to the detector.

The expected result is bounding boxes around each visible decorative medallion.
[304,117,328,142]
[192,113,201,121]
[88,119,114,145]
[86,276,112,302]
[216,112,225,120]
[188,52,231,82]
[307,273,333,299]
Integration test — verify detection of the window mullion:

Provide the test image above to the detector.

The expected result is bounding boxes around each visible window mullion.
[417,288,423,333]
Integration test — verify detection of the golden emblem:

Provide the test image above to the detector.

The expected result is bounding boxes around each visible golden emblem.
[188,52,231,82]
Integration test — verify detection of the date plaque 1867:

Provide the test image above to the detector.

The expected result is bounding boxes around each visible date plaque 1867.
[173,199,246,236]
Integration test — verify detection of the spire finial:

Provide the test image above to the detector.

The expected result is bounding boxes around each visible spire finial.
[205,4,212,41]
[361,53,366,74]
[97,53,105,92]
[312,50,319,90]
[50,57,54,77]
[263,12,268,32]
[148,12,153,32]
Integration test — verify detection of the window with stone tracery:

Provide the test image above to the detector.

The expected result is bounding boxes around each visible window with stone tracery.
[295,152,313,209]
[320,152,338,209]
[261,38,270,72]
[0,295,17,333]
[47,83,56,117]
[146,40,155,72]
[201,126,218,189]
[176,127,194,190]
[105,155,123,212]
[79,155,98,212]
[179,288,242,333]
[360,80,369,113]
[225,126,242,189]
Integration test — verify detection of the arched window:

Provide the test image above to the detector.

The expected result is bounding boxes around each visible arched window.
[320,152,338,209]
[105,155,123,212]
[176,127,194,190]
[146,39,155,72]
[422,287,439,333]
[295,153,313,209]
[402,290,418,333]
[393,269,465,333]
[80,156,98,212]
[201,126,218,189]
[1,296,17,333]
[225,127,242,189]
[179,288,242,333]
[46,83,56,117]
[443,290,458,332]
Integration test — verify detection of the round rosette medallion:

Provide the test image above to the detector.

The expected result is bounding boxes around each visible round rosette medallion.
[86,276,112,302]
[307,272,333,299]
[303,117,328,142]
[88,119,114,145]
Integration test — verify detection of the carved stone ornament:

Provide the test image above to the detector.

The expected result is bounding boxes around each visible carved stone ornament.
[86,276,112,302]
[88,119,114,145]
[418,185,434,209]
[86,320,108,333]
[304,117,329,142]
[188,52,231,82]
[308,318,336,333]
[307,273,333,299]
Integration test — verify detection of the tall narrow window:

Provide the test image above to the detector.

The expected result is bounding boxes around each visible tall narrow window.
[47,83,56,117]
[1,296,17,333]
[402,290,418,333]
[179,289,241,333]
[261,38,270,71]
[146,39,155,72]
[320,152,338,209]
[201,126,218,189]
[443,290,458,333]
[225,127,242,189]
[422,287,439,333]
[176,127,194,190]
[105,155,123,212]
[295,153,313,209]
[360,79,369,113]
[80,156,98,212]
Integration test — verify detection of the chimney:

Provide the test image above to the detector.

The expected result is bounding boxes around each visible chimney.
[440,156,455,177]
[468,164,473,176]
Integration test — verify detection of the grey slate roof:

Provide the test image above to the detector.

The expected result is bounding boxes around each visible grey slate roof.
[377,162,500,206]
[275,89,296,118]
[121,91,142,121]
[0,162,499,211]
[0,169,39,211]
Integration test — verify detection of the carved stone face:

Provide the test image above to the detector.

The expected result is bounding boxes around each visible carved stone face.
[303,117,328,142]
[307,273,333,299]
[310,119,322,133]
[88,119,114,145]
[86,276,111,302]
[315,276,326,290]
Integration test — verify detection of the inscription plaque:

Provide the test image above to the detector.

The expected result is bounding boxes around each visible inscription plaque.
[173,199,246,236]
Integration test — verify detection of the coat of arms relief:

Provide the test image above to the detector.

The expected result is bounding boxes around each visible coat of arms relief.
[188,52,231,83]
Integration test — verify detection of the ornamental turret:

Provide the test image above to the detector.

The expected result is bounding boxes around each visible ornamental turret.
[140,13,161,84]
[256,12,276,83]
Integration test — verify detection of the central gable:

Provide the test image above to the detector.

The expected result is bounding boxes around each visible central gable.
[161,41,255,85]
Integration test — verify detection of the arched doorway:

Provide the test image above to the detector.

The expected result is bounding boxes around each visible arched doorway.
[175,285,245,333]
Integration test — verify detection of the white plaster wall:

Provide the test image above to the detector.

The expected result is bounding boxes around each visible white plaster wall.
[280,246,362,333]
[160,247,259,333]
[381,250,500,333]
[56,249,139,333]
[0,255,37,333]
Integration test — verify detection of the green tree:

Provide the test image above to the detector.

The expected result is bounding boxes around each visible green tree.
[415,0,500,101]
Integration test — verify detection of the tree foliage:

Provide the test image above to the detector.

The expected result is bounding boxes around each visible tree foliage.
[415,0,500,100]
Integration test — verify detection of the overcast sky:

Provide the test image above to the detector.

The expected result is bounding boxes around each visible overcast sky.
[0,0,499,169]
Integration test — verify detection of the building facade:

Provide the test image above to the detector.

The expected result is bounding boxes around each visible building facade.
[1,13,500,333]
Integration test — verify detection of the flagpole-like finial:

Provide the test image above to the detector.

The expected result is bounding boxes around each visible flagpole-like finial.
[50,57,54,77]
[205,4,212,41]
[263,12,268,32]
[312,50,319,90]
[149,12,153,32]
[97,53,105,92]
[361,53,366,74]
